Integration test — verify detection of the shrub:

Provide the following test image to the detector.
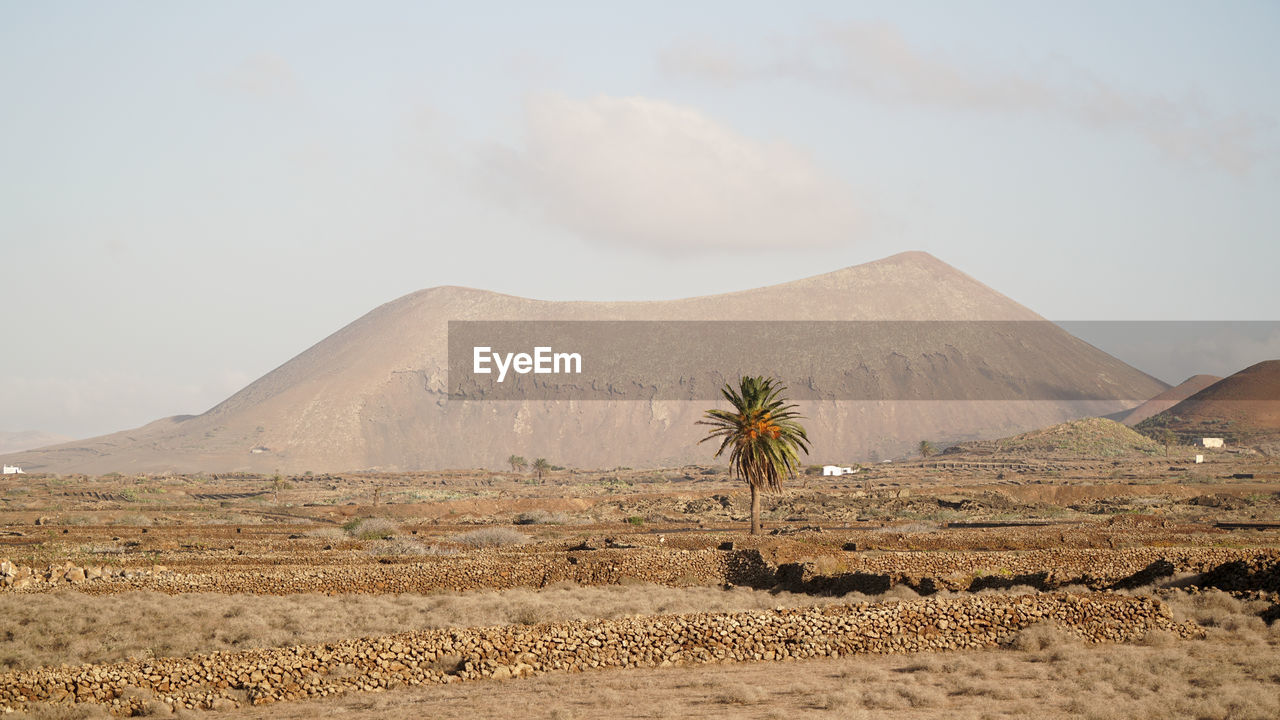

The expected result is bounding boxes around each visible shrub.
[344,517,400,540]
[450,527,528,548]
[1007,622,1077,652]
[303,527,347,541]
[364,538,455,557]
[514,510,570,525]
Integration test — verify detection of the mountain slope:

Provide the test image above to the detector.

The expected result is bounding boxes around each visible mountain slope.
[0,431,73,455]
[1136,360,1280,451]
[2,252,1167,473]
[1116,374,1223,426]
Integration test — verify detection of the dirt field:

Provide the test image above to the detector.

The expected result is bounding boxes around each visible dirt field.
[1,448,1277,717]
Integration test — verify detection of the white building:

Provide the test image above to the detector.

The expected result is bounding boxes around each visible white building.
[2,465,24,475]
[1196,438,1225,449]
[823,465,856,476]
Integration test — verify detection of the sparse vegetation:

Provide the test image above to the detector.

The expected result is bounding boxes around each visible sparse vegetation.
[507,455,527,474]
[343,517,400,540]
[514,510,570,525]
[0,584,840,671]
[449,527,528,548]
[3,449,1280,719]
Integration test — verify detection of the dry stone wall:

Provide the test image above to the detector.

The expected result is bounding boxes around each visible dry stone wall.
[2,547,1277,597]
[0,593,1199,715]
[0,559,168,590]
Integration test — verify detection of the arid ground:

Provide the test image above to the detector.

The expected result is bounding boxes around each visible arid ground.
[2,435,1277,718]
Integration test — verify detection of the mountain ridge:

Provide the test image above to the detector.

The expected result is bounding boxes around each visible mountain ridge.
[2,252,1167,474]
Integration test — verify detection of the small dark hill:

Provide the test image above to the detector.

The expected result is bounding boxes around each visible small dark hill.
[1116,374,1223,426]
[1136,360,1280,453]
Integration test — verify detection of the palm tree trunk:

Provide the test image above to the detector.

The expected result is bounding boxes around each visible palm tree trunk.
[750,484,761,535]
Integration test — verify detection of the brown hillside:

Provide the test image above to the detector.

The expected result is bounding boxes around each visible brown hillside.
[1136,360,1280,450]
[1,252,1167,474]
[1117,374,1222,426]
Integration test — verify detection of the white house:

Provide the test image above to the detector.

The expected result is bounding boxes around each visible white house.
[2,465,24,475]
[1196,438,1225,449]
[822,465,856,476]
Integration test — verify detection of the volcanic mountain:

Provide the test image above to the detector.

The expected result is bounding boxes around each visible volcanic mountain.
[1136,360,1280,452]
[0,431,72,455]
[1114,374,1223,426]
[2,252,1168,474]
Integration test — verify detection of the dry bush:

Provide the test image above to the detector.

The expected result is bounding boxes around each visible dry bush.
[303,527,347,541]
[1007,622,1078,652]
[12,704,111,719]
[1137,628,1177,647]
[513,510,571,525]
[109,514,152,527]
[713,683,764,704]
[364,538,455,557]
[344,517,400,540]
[200,513,259,525]
[859,684,946,710]
[449,527,528,548]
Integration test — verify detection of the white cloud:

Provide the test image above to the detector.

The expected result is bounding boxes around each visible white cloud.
[662,24,1270,175]
[483,95,860,251]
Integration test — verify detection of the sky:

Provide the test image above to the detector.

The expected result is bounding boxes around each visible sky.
[2,1,1279,439]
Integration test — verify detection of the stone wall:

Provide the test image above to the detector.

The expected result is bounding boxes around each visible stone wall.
[0,593,1199,715]
[4,547,1276,597]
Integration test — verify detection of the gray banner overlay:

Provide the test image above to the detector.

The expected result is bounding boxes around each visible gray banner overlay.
[448,321,1280,401]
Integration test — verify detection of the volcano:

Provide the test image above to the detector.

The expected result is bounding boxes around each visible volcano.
[2,252,1168,473]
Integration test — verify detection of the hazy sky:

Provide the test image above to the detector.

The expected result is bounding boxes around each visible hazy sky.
[3,1,1278,439]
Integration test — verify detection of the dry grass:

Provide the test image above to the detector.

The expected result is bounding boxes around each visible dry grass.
[363,538,455,557]
[514,510,574,525]
[450,527,529,548]
[4,588,1278,719]
[0,583,839,671]
[343,517,400,540]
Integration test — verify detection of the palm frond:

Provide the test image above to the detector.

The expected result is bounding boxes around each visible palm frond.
[696,375,809,491]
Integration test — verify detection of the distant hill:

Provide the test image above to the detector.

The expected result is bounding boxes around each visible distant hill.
[1115,374,1223,426]
[1136,360,1280,453]
[0,252,1167,474]
[0,431,72,455]
[944,417,1163,458]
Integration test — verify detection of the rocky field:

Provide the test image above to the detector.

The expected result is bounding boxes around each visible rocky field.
[1,450,1277,718]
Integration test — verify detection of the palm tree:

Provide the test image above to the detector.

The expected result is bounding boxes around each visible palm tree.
[508,454,528,473]
[919,440,934,458]
[698,376,809,535]
[532,458,551,482]
[271,474,288,505]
